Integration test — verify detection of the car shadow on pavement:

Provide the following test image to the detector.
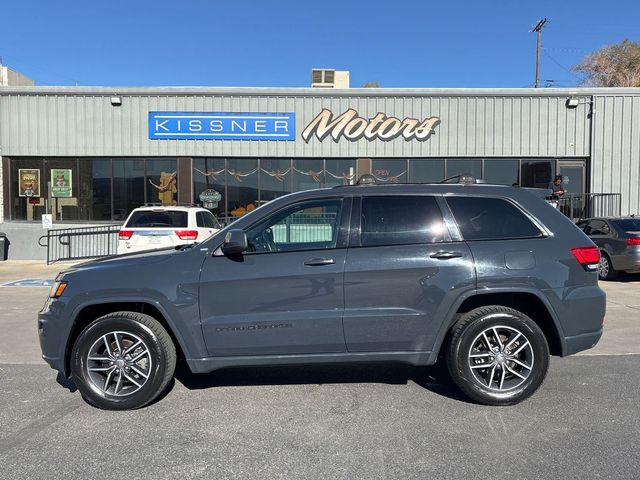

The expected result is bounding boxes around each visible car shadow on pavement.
[606,272,640,283]
[172,361,474,404]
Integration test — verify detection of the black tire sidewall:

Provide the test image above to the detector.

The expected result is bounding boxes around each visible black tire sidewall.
[71,316,169,410]
[449,309,549,406]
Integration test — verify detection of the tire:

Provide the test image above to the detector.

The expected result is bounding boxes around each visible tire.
[70,311,176,410]
[445,306,549,406]
[598,252,618,281]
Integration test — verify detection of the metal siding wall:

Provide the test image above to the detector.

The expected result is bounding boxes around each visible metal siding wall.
[592,95,640,215]
[1,92,591,158]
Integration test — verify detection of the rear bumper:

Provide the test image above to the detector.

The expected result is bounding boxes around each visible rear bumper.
[612,252,640,273]
[543,284,606,356]
[564,329,603,356]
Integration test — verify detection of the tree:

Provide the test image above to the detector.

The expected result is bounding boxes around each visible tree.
[362,81,381,88]
[573,39,640,87]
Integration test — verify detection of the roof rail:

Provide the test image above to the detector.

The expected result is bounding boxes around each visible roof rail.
[438,173,478,185]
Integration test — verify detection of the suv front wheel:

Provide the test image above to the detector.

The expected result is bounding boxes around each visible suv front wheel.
[445,306,549,406]
[70,312,176,410]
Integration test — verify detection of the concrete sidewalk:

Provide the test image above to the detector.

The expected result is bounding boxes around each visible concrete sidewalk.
[0,260,77,284]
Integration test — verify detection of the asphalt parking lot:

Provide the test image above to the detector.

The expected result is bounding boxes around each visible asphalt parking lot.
[0,261,639,479]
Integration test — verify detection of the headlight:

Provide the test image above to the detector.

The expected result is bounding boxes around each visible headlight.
[49,281,68,298]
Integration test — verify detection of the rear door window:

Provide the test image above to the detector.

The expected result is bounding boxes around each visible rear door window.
[125,210,188,228]
[612,218,640,233]
[360,196,445,246]
[586,220,609,235]
[446,196,542,241]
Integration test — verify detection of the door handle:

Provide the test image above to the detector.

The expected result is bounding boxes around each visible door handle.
[304,258,335,266]
[430,251,463,260]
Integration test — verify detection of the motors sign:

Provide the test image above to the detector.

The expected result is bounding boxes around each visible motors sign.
[149,112,295,141]
[302,108,440,143]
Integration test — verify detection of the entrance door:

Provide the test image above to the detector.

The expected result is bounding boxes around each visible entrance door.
[557,161,586,195]
[557,160,586,220]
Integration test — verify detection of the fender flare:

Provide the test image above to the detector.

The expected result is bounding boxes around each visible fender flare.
[427,287,566,364]
[62,296,192,377]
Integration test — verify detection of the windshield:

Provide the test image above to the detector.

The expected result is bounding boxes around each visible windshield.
[125,210,188,228]
[612,218,640,232]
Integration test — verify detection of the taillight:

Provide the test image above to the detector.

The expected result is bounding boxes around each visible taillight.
[175,230,199,241]
[570,246,601,271]
[626,237,640,246]
[119,230,134,240]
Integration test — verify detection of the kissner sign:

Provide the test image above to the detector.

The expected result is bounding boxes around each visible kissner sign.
[148,112,295,140]
[302,108,440,142]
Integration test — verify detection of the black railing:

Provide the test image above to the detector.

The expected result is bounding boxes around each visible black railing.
[39,225,121,264]
[549,193,622,222]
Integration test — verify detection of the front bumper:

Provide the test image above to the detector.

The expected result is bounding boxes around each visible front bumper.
[38,297,70,374]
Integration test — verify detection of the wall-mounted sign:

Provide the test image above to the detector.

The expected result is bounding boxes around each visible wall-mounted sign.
[18,169,41,197]
[302,108,440,143]
[51,169,73,198]
[148,112,295,141]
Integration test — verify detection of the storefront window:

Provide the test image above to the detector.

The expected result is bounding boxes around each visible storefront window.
[78,159,112,221]
[260,158,292,202]
[145,158,177,206]
[10,157,44,221]
[484,159,520,186]
[293,159,324,192]
[44,158,78,221]
[226,158,259,217]
[371,159,408,183]
[409,159,445,183]
[113,159,145,221]
[325,159,356,187]
[521,159,555,189]
[446,159,482,179]
[193,158,225,216]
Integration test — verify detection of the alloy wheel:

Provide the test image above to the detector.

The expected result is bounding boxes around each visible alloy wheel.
[86,331,152,396]
[467,325,534,391]
[599,256,609,279]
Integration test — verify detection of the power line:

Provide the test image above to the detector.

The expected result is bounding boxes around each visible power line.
[542,48,585,82]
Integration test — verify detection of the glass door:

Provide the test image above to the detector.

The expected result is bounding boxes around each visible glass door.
[557,161,586,195]
[557,160,586,220]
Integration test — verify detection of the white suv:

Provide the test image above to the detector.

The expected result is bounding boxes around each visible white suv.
[117,205,221,255]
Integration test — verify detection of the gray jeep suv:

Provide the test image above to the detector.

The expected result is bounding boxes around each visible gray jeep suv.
[39,181,606,410]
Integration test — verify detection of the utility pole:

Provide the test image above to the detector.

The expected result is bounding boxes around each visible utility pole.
[532,18,547,88]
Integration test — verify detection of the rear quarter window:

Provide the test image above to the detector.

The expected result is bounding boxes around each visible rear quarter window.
[126,210,188,228]
[446,196,542,241]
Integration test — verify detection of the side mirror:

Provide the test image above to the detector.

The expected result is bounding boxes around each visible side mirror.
[221,229,248,255]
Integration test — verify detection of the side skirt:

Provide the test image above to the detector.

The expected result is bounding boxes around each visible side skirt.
[186,351,435,374]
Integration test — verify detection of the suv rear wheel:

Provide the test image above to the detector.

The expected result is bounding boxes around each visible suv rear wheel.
[70,312,176,410]
[445,306,549,406]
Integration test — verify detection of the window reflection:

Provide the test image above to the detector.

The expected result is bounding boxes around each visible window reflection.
[446,159,482,179]
[146,159,177,206]
[293,159,324,191]
[325,159,356,187]
[371,159,407,183]
[260,159,292,202]
[409,159,445,183]
[226,158,259,217]
[193,158,225,216]
[484,159,519,185]
[521,159,555,189]
[113,159,145,221]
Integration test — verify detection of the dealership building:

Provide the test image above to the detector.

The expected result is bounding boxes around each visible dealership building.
[1,85,639,259]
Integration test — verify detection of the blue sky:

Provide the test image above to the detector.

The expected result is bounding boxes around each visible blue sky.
[1,0,639,88]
